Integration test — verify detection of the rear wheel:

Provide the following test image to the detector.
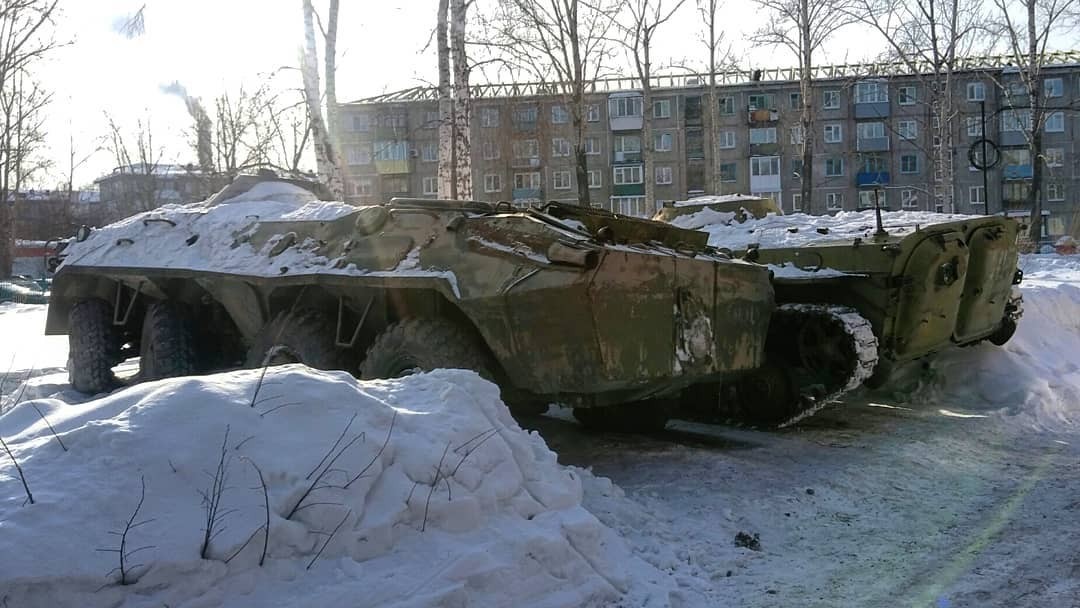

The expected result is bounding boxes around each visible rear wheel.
[987,317,1017,346]
[245,309,345,370]
[140,301,198,381]
[68,298,121,394]
[359,318,494,380]
[573,400,673,433]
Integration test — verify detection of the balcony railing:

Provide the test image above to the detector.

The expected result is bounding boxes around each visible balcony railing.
[374,159,411,175]
[856,171,890,186]
[612,183,645,196]
[511,187,542,200]
[747,108,779,123]
[510,157,541,169]
[856,136,890,152]
[1003,164,1033,180]
[613,150,642,164]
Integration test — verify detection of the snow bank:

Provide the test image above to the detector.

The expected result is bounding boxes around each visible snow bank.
[0,367,676,607]
[672,193,764,208]
[670,208,973,249]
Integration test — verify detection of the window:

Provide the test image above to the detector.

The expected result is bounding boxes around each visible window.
[1044,148,1064,168]
[792,158,804,178]
[424,111,440,128]
[614,135,641,153]
[553,170,572,190]
[792,193,802,211]
[482,141,500,160]
[588,169,603,189]
[552,137,572,157]
[1048,182,1065,201]
[346,145,371,165]
[855,82,888,103]
[513,106,539,126]
[789,92,801,109]
[1003,148,1032,166]
[613,165,644,185]
[551,104,570,124]
[1005,81,1029,97]
[748,94,773,110]
[900,189,918,208]
[969,185,985,206]
[790,125,804,145]
[350,114,371,132]
[374,141,407,161]
[859,190,885,208]
[1045,111,1065,132]
[857,122,886,139]
[826,192,843,210]
[967,81,985,101]
[719,96,735,115]
[380,114,407,128]
[1044,78,1064,98]
[513,139,539,159]
[1003,181,1032,201]
[966,116,984,137]
[382,176,408,193]
[653,99,672,119]
[484,174,502,193]
[719,130,736,149]
[611,196,648,217]
[824,123,842,143]
[655,166,673,185]
[897,120,918,140]
[1001,109,1032,132]
[421,142,437,162]
[609,96,643,118]
[750,156,780,176]
[356,178,373,196]
[749,127,777,144]
[422,177,438,195]
[513,172,541,190]
[825,157,844,177]
[823,90,840,110]
[654,132,673,152]
[480,108,500,128]
[720,162,737,182]
[861,154,887,173]
[901,154,919,174]
[586,104,600,122]
[898,86,916,105]
[585,137,601,155]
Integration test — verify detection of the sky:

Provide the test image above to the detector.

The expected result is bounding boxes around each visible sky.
[27,0,1054,190]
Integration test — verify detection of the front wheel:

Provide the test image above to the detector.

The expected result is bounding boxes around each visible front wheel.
[140,301,198,381]
[68,298,121,394]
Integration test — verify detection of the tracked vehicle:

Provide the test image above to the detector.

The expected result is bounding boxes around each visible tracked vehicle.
[655,204,1024,426]
[46,175,775,431]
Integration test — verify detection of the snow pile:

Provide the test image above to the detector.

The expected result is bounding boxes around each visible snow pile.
[672,193,765,208]
[878,254,1080,431]
[0,367,677,607]
[669,207,974,249]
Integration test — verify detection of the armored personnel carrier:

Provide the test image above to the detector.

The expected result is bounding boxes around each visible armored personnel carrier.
[655,203,1024,426]
[45,175,775,431]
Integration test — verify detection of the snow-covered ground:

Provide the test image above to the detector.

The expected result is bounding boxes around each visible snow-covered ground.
[3,254,1080,607]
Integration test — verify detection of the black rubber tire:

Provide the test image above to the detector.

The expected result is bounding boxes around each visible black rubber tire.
[245,309,345,370]
[987,317,1018,346]
[140,301,198,382]
[573,400,673,434]
[359,318,495,380]
[68,298,121,394]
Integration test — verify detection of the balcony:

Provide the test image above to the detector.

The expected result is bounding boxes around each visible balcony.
[749,142,779,156]
[749,174,781,192]
[612,183,645,197]
[613,150,642,164]
[510,157,541,169]
[1003,164,1033,180]
[999,131,1028,147]
[856,171,890,187]
[856,136,890,152]
[854,102,890,119]
[747,108,779,124]
[374,159,411,175]
[511,188,542,201]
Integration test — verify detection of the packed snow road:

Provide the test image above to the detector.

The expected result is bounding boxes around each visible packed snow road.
[2,254,1079,607]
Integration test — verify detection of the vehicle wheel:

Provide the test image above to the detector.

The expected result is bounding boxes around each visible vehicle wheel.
[68,298,121,394]
[140,301,198,381]
[245,309,345,370]
[733,362,800,427]
[987,317,1017,346]
[573,400,673,433]
[359,318,495,380]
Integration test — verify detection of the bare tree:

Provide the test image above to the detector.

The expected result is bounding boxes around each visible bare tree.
[697,0,735,195]
[622,0,688,209]
[0,0,60,277]
[437,0,453,197]
[992,0,1078,244]
[451,0,473,199]
[487,0,621,206]
[301,0,345,198]
[105,114,164,213]
[267,92,312,175]
[752,0,856,214]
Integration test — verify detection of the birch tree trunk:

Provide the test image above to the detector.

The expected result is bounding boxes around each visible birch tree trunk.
[324,0,344,193]
[1026,0,1043,243]
[451,0,472,199]
[798,3,814,213]
[641,42,655,213]
[437,0,454,198]
[301,0,344,199]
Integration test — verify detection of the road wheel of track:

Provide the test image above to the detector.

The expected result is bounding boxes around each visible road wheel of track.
[733,361,800,428]
[359,318,495,380]
[68,298,121,394]
[140,301,198,382]
[245,309,345,371]
[573,400,673,434]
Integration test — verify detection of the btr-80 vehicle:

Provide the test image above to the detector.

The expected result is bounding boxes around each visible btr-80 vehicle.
[45,175,774,431]
[654,201,1024,426]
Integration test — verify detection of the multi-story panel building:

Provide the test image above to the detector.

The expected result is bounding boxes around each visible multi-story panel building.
[339,52,1080,242]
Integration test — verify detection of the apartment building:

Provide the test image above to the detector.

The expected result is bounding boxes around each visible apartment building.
[338,52,1080,242]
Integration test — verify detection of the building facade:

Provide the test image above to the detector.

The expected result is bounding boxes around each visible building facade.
[338,53,1080,242]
